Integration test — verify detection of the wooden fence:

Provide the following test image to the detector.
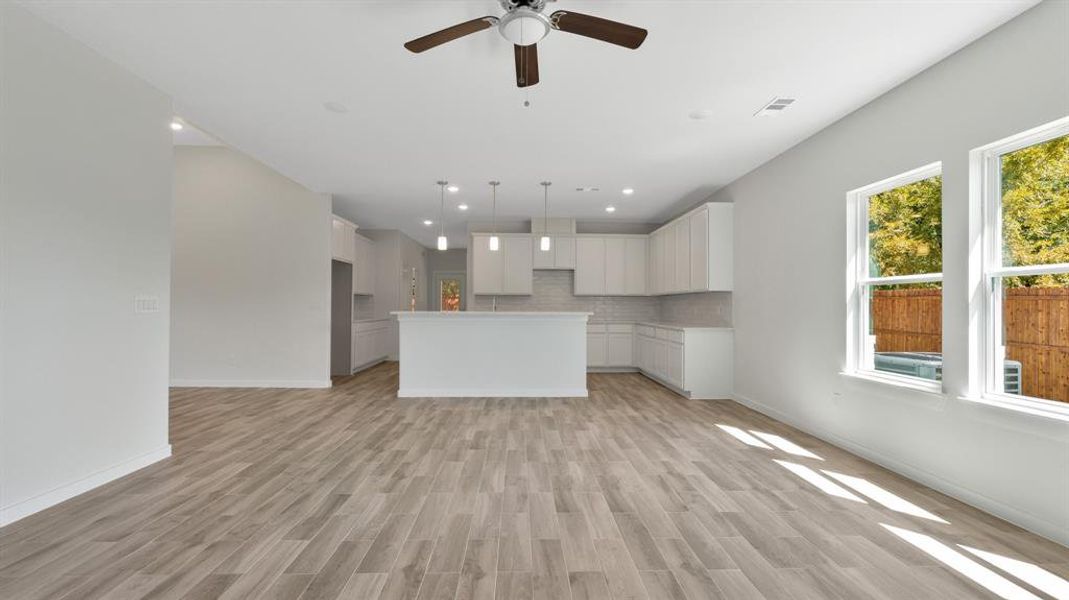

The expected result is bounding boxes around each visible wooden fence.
[872,287,1069,403]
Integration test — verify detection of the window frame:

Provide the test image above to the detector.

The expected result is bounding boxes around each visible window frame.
[845,162,944,392]
[970,117,1069,420]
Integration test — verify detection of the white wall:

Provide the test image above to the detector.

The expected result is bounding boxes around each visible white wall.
[171,146,332,388]
[0,4,173,525]
[713,0,1069,544]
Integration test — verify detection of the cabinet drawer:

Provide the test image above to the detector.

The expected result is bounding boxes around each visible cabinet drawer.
[607,323,633,334]
[587,323,608,334]
[636,325,656,338]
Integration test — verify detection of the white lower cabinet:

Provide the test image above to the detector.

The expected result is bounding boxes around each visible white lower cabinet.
[587,323,634,368]
[634,323,733,399]
[352,320,390,372]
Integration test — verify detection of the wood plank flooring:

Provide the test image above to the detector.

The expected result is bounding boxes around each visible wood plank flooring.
[1,362,1066,599]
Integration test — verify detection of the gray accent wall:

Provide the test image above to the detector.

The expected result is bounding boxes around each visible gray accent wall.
[171,146,332,387]
[711,0,1069,545]
[0,4,173,525]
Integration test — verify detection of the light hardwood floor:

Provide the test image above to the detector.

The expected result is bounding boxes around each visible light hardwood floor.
[1,363,1066,599]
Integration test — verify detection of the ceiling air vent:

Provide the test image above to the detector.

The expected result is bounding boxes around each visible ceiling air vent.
[755,97,796,117]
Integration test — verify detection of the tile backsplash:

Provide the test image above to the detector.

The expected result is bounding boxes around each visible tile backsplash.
[470,271,732,326]
[659,292,732,326]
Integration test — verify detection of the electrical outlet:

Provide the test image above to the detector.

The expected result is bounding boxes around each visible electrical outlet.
[134,295,160,314]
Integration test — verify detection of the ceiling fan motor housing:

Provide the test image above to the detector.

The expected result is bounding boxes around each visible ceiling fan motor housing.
[499,7,550,46]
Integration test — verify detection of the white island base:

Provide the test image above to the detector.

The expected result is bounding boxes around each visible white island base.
[392,311,591,398]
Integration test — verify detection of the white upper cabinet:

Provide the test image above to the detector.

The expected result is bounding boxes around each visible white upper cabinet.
[533,235,576,270]
[647,202,733,294]
[471,234,532,295]
[352,234,375,296]
[604,237,626,295]
[675,219,690,292]
[663,225,677,293]
[574,237,606,295]
[331,217,356,263]
[625,237,647,295]
[503,236,533,295]
[575,235,647,296]
[689,207,709,291]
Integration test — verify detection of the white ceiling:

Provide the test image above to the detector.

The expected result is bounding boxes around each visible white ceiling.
[23,0,1036,248]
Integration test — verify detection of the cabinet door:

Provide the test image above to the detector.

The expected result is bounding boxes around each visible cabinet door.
[555,236,576,269]
[332,218,355,263]
[652,338,667,378]
[504,236,533,294]
[575,237,606,295]
[471,235,503,294]
[650,232,664,295]
[666,342,684,387]
[675,221,690,292]
[604,237,626,295]
[625,237,647,295]
[663,227,676,293]
[607,333,633,366]
[587,333,607,367]
[689,208,709,292]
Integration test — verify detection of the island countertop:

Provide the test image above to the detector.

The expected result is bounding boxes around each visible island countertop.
[392,311,592,319]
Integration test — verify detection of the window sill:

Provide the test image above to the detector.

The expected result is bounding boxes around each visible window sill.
[840,370,946,398]
[959,393,1069,423]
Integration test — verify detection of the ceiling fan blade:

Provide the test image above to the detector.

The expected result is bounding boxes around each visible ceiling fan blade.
[550,11,647,49]
[514,44,539,88]
[404,17,497,53]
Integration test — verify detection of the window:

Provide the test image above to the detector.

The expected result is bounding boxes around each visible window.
[439,278,461,312]
[975,118,1069,414]
[847,163,943,389]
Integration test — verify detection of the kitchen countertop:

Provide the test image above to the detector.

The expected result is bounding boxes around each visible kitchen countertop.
[637,321,733,331]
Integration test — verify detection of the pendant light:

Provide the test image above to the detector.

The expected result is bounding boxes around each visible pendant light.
[436,180,448,251]
[488,180,501,252]
[539,181,552,252]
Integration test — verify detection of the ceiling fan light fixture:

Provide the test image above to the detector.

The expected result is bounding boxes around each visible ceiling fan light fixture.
[499,8,550,46]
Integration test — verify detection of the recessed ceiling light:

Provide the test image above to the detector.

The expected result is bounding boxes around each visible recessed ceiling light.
[689,109,713,120]
[324,101,349,114]
[605,206,616,213]
[447,185,459,193]
[576,187,600,193]
[622,188,634,195]
[457,204,469,211]
[423,219,433,226]
[170,121,183,131]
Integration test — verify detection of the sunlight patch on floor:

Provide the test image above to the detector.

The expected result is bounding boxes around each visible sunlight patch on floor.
[960,545,1069,600]
[750,430,823,460]
[774,460,865,502]
[716,424,773,449]
[822,470,948,523]
[881,524,1043,600]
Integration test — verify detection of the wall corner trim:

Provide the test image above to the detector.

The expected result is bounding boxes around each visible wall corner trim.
[0,445,173,527]
[730,393,1069,548]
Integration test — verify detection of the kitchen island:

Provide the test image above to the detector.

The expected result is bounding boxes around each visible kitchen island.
[392,311,591,397]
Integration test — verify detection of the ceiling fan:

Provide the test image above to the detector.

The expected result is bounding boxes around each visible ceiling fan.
[403,0,648,88]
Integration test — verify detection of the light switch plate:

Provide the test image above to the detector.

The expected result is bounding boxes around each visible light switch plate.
[134,295,160,313]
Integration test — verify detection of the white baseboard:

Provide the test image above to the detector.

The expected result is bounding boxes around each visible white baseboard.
[0,444,172,527]
[731,393,1069,548]
[170,379,332,389]
[398,387,588,398]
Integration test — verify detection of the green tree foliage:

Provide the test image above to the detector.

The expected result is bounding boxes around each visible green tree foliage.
[868,175,942,280]
[1001,134,1069,287]
[867,134,1069,288]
